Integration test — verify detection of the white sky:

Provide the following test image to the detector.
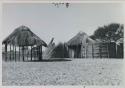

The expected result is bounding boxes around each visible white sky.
[2,3,125,44]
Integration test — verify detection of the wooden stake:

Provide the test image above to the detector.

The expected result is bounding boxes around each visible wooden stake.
[22,46,25,61]
[86,45,87,58]
[92,44,94,58]
[13,45,14,61]
[99,44,102,58]
[5,43,7,61]
[41,46,42,60]
[27,46,28,61]
[31,46,32,61]
[107,43,109,58]
[15,46,16,61]
[19,46,20,61]
[10,44,11,61]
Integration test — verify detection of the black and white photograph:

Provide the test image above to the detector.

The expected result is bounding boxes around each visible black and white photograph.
[1,0,125,87]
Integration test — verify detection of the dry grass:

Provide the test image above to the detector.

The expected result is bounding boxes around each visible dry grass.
[2,59,123,86]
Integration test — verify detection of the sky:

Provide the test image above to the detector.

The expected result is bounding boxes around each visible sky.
[2,3,125,45]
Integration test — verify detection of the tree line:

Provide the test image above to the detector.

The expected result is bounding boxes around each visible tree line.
[90,23,124,42]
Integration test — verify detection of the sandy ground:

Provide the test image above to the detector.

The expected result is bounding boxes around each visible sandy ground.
[2,59,123,86]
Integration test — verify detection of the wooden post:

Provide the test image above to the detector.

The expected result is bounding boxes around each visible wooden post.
[92,44,94,58]
[115,43,117,58]
[10,44,11,61]
[38,46,40,60]
[35,47,36,60]
[31,46,32,61]
[86,45,87,58]
[39,46,41,61]
[5,43,8,61]
[63,44,64,58]
[83,46,85,58]
[80,44,82,58]
[22,46,25,61]
[76,45,78,58]
[13,45,14,61]
[107,43,109,58]
[68,46,70,58]
[27,46,28,61]
[19,46,20,61]
[41,46,42,60]
[36,47,38,60]
[15,46,16,62]
[99,44,102,58]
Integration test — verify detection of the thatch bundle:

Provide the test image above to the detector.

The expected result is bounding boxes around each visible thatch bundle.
[67,31,95,46]
[2,25,47,47]
[43,38,56,59]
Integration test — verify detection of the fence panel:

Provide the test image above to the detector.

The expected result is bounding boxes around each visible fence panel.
[82,43,118,58]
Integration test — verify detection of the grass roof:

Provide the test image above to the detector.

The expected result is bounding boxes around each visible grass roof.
[2,25,47,47]
[67,31,95,46]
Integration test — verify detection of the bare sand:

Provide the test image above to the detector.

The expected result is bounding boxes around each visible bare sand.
[2,59,123,86]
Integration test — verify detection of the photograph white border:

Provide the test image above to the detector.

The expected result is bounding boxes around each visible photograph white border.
[0,0,125,88]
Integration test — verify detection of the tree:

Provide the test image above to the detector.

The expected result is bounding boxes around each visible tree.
[90,23,123,42]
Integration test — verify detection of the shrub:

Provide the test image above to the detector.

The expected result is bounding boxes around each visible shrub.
[51,43,69,58]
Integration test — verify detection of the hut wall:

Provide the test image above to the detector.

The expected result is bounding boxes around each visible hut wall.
[86,44,93,58]
[68,48,75,58]
[108,42,116,58]
[68,42,122,58]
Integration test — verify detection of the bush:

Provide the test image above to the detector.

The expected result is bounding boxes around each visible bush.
[51,43,69,58]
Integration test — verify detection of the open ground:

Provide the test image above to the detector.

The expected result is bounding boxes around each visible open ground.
[2,59,123,86]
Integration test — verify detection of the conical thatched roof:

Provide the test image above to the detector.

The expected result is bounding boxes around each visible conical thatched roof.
[67,31,95,46]
[2,25,47,47]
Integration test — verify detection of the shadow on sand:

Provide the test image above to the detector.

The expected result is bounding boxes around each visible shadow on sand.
[25,58,72,62]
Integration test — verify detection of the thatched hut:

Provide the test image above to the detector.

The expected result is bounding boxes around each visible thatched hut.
[67,32,95,58]
[2,25,47,61]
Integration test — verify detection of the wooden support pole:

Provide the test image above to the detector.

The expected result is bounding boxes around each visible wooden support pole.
[99,44,102,58]
[107,43,109,58]
[15,46,16,62]
[83,47,86,58]
[10,44,11,61]
[31,46,32,61]
[37,47,38,60]
[22,46,25,61]
[39,46,41,60]
[80,45,82,58]
[77,45,78,58]
[19,46,20,61]
[5,43,8,61]
[92,44,94,58]
[27,46,28,61]
[86,45,87,58]
[13,45,14,61]
[38,46,39,60]
[63,44,64,58]
[35,46,36,60]
[115,43,117,58]
[41,46,42,60]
